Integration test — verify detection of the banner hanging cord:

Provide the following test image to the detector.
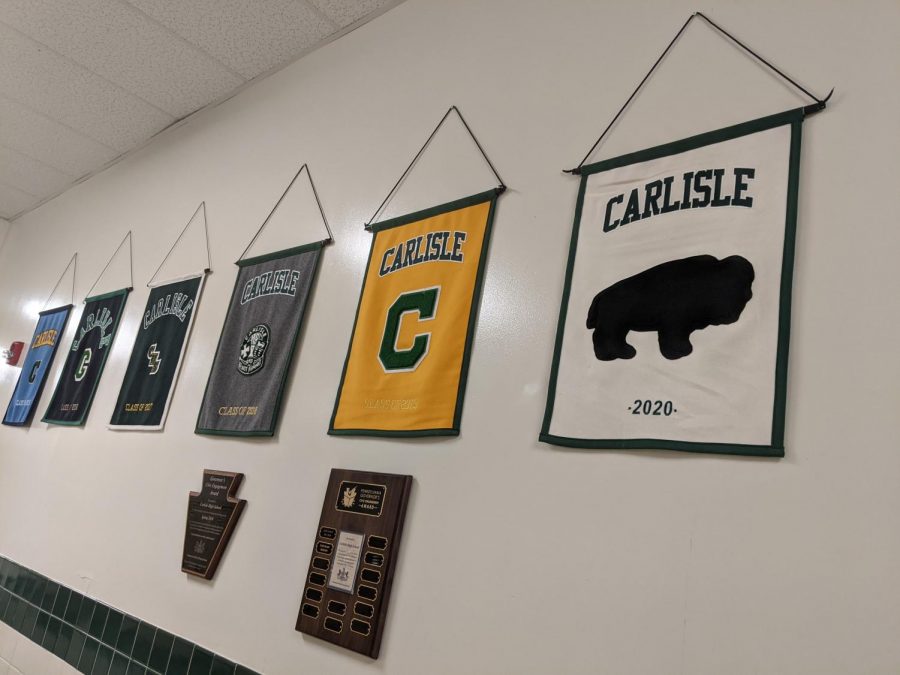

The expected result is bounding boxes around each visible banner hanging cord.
[564,11,834,174]
[84,231,133,301]
[365,105,507,230]
[41,252,77,310]
[696,12,832,107]
[147,202,211,287]
[237,163,333,263]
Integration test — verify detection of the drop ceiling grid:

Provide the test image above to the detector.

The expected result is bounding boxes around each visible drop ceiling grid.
[0,94,121,177]
[0,0,248,118]
[123,0,340,78]
[0,0,398,220]
[0,146,72,198]
[0,21,176,150]
[0,183,39,218]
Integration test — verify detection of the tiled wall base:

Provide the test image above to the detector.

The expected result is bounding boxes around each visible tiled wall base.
[1,620,80,674]
[0,556,259,675]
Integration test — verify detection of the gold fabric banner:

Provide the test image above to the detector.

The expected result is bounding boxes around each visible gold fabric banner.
[330,189,499,437]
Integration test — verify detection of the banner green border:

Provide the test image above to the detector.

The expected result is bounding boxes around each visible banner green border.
[237,239,329,268]
[195,241,325,437]
[540,107,808,457]
[41,288,131,427]
[328,188,502,438]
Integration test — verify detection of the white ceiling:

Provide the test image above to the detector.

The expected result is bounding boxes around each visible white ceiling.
[0,0,400,220]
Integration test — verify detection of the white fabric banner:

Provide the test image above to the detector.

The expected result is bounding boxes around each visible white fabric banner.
[541,109,805,456]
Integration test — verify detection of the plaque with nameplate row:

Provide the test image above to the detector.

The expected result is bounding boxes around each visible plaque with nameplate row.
[182,470,246,580]
[295,469,413,659]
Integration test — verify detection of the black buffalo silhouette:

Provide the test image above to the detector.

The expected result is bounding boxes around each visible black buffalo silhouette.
[586,254,754,360]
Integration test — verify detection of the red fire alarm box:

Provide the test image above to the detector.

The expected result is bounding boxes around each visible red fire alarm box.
[4,341,24,366]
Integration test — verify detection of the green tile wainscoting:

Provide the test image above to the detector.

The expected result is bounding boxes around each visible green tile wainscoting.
[0,556,260,675]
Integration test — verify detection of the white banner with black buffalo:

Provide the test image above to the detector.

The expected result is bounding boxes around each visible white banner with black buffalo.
[541,108,808,456]
[109,273,206,430]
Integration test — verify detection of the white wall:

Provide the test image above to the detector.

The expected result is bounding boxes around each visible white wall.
[0,218,9,255]
[1,1,898,674]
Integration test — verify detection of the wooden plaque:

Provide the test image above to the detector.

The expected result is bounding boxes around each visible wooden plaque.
[295,468,413,659]
[182,470,246,580]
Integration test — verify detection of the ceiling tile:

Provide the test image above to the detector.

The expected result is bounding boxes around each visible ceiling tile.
[0,95,119,177]
[0,22,175,151]
[306,0,394,28]
[125,0,337,79]
[0,0,402,219]
[0,0,245,118]
[0,182,39,220]
[0,145,74,197]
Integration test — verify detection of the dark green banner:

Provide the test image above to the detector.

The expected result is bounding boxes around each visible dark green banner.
[42,288,130,426]
[109,274,205,430]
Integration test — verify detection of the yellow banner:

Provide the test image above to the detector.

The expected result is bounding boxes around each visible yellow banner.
[330,191,499,436]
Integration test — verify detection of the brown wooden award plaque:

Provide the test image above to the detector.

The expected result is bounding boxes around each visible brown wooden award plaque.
[295,468,413,659]
[182,470,246,580]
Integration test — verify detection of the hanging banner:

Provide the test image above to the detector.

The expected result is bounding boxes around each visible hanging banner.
[541,109,809,457]
[195,243,322,436]
[2,305,73,426]
[109,273,205,430]
[330,189,500,437]
[42,289,130,426]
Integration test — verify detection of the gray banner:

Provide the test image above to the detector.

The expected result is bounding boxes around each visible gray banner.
[196,244,321,435]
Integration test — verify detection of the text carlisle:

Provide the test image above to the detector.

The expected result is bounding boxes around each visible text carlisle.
[378,230,466,277]
[31,329,59,349]
[240,268,302,304]
[72,307,114,350]
[143,292,195,329]
[603,167,756,232]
